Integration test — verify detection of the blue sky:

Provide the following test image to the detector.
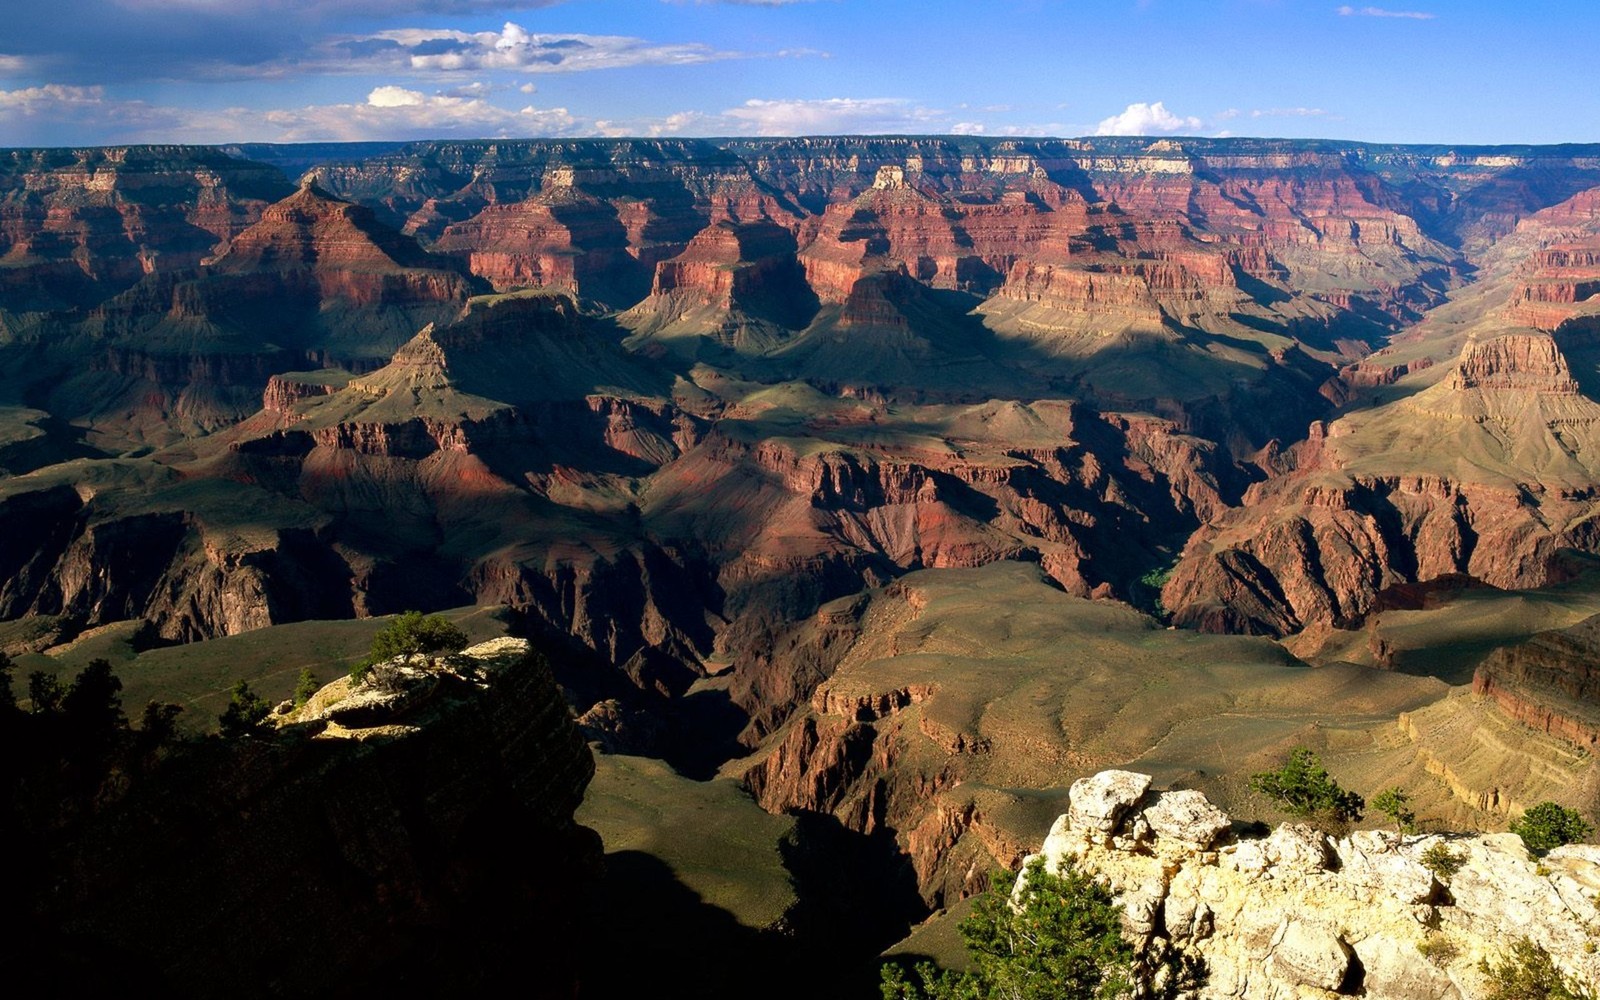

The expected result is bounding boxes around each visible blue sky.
[0,0,1587,146]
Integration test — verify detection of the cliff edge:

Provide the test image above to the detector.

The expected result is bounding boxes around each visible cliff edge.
[1022,770,1600,1000]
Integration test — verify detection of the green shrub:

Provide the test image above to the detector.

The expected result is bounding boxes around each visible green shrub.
[1248,747,1365,826]
[1416,933,1459,964]
[1419,842,1466,881]
[351,611,468,681]
[1480,938,1595,1000]
[1511,802,1593,856]
[1373,787,1418,834]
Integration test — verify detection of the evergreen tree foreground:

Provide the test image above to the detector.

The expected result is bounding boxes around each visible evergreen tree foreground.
[881,856,1203,1000]
[1510,802,1594,857]
[1247,747,1364,829]
[350,611,469,682]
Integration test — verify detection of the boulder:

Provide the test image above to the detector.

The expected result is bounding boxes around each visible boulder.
[1068,769,1152,841]
[1141,789,1232,849]
[1266,918,1351,991]
[1335,831,1438,905]
[1161,892,1214,944]
[1263,823,1332,872]
[1353,934,1462,1000]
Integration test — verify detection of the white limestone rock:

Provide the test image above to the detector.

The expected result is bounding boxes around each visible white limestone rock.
[1265,918,1350,991]
[1352,933,1461,1000]
[1025,771,1600,999]
[1142,789,1232,849]
[1262,823,1332,873]
[1335,830,1439,905]
[1068,769,1152,842]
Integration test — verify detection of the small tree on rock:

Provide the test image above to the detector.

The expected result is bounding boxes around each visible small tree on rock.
[1372,787,1418,834]
[1510,802,1594,856]
[1248,747,1364,829]
[351,611,468,682]
[1419,842,1466,882]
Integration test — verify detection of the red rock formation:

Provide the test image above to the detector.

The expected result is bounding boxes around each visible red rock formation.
[620,219,817,349]
[262,372,350,416]
[208,181,474,307]
[1164,333,1600,636]
[0,146,291,309]
[1473,615,1600,749]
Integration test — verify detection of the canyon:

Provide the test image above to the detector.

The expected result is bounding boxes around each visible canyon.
[2,136,1600,997]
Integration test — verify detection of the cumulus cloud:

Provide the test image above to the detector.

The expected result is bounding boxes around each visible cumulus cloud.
[330,22,748,76]
[1335,5,1435,18]
[0,83,112,114]
[250,88,582,141]
[0,82,1047,146]
[365,85,425,108]
[1094,101,1202,136]
[1,3,761,85]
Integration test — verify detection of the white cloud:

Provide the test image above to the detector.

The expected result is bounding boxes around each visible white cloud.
[1094,101,1202,136]
[0,79,585,143]
[519,82,537,94]
[341,22,746,76]
[1251,107,1329,118]
[721,97,942,135]
[1335,5,1436,18]
[0,83,113,114]
[255,91,581,141]
[0,83,1051,145]
[366,85,425,108]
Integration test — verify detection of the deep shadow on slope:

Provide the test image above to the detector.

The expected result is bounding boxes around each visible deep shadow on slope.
[580,814,926,1000]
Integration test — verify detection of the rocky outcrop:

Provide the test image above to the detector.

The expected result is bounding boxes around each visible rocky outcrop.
[261,371,350,416]
[1448,333,1581,392]
[26,637,600,998]
[621,219,818,349]
[1025,770,1600,1000]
